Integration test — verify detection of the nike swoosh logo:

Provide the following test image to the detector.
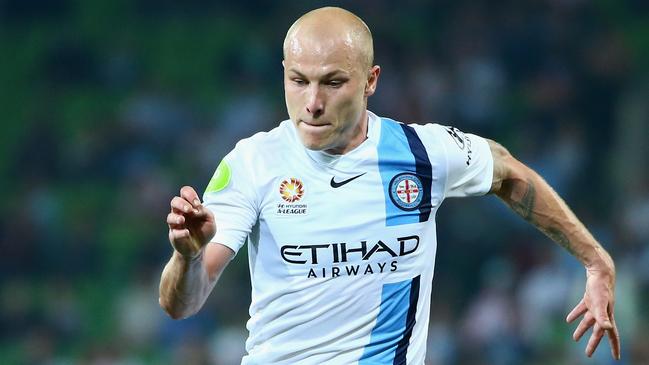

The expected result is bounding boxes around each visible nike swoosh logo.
[330,173,366,188]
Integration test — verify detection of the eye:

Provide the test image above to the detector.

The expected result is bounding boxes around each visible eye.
[326,79,345,88]
[292,78,307,86]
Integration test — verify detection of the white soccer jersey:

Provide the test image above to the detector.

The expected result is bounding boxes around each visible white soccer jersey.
[203,111,493,365]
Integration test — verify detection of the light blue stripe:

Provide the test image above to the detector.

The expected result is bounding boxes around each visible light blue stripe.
[377,118,419,226]
[358,279,412,364]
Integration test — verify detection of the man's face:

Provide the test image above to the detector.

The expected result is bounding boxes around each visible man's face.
[283,35,378,154]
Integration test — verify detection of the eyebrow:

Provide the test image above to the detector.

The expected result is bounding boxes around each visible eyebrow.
[287,68,348,79]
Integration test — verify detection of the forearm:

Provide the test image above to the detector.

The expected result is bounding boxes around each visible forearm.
[496,164,614,271]
[159,250,215,319]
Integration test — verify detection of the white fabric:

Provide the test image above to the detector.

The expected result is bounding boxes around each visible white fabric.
[203,111,493,364]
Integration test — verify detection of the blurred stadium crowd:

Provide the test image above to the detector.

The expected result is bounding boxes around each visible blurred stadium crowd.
[1,0,648,364]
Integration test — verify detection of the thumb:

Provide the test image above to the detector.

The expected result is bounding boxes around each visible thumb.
[193,203,213,220]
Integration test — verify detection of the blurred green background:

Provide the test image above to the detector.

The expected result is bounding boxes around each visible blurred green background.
[1,0,648,364]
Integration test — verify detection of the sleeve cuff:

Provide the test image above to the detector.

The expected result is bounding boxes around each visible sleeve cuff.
[209,233,245,255]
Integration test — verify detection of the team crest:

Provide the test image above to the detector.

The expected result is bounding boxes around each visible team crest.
[277,178,308,216]
[389,173,423,211]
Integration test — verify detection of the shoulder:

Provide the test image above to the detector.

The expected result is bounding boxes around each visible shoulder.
[373,115,437,140]
[378,117,459,152]
[234,119,292,151]
[405,122,464,143]
[381,118,490,171]
[405,122,484,158]
[207,121,293,201]
[227,119,293,160]
[376,116,450,140]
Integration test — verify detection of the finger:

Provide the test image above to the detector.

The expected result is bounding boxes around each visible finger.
[592,301,613,331]
[586,322,605,357]
[170,228,190,241]
[588,285,614,330]
[167,223,184,230]
[171,196,194,214]
[180,186,201,208]
[167,212,185,226]
[567,299,587,323]
[190,203,212,220]
[607,318,621,360]
[573,313,596,341]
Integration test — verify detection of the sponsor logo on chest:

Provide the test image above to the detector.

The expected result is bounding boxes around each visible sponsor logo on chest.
[280,235,420,279]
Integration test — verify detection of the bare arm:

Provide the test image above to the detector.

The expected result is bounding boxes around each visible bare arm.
[159,243,234,319]
[487,139,620,360]
[159,186,235,319]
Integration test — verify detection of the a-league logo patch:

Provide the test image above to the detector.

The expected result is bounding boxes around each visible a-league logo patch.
[277,177,308,216]
[279,177,304,203]
[389,173,423,211]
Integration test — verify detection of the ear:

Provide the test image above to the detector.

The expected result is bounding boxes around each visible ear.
[282,60,286,69]
[364,65,381,97]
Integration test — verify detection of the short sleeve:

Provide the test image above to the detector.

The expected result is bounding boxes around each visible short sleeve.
[435,124,494,198]
[202,146,259,255]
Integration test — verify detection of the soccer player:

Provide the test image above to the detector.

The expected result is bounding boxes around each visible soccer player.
[159,7,620,364]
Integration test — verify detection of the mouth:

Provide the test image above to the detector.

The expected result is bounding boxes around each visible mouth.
[300,119,330,127]
[298,120,332,134]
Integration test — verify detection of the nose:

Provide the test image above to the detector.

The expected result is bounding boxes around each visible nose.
[305,85,324,118]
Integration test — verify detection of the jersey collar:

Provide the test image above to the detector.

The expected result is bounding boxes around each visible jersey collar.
[303,110,380,167]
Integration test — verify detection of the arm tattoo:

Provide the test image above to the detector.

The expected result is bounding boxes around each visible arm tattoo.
[544,226,576,256]
[508,178,536,222]
[506,178,579,258]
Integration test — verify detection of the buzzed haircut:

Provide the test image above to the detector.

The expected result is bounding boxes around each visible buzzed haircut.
[283,7,374,69]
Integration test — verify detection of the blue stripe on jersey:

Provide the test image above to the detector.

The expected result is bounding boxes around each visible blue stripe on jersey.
[377,118,432,226]
[377,118,418,226]
[393,275,420,364]
[399,124,433,223]
[358,276,421,365]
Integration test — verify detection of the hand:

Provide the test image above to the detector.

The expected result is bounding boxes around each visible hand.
[566,266,621,360]
[167,186,216,259]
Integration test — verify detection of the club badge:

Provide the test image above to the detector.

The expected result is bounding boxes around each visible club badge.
[389,173,423,211]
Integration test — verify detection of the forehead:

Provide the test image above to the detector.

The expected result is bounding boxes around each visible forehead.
[284,32,362,74]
